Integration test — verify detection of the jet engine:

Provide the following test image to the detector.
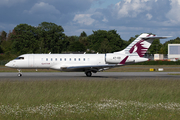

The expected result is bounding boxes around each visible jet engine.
[105,53,126,64]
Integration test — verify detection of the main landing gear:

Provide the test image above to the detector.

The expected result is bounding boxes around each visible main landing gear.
[17,69,22,77]
[85,71,92,77]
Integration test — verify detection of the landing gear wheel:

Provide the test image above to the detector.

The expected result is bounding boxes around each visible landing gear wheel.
[85,71,92,77]
[17,69,22,77]
[17,73,22,77]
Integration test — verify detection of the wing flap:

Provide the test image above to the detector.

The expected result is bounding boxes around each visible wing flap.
[67,64,116,69]
[63,64,117,72]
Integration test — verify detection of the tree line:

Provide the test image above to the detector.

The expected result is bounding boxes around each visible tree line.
[0,22,180,60]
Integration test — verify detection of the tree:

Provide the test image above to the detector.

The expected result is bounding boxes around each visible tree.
[87,30,126,53]
[0,46,3,53]
[37,22,65,53]
[80,31,87,37]
[64,36,86,52]
[98,38,112,53]
[68,41,86,52]
[11,24,39,54]
[148,39,162,54]
[79,31,88,49]
[0,31,7,43]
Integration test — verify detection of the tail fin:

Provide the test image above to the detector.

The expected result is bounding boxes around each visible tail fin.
[116,33,169,57]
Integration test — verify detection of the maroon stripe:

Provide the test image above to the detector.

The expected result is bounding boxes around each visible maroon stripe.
[120,56,128,64]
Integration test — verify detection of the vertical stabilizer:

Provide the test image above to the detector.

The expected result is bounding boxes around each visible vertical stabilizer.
[116,33,169,57]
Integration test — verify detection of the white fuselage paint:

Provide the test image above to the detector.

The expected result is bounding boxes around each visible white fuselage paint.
[6,53,148,71]
[6,54,106,69]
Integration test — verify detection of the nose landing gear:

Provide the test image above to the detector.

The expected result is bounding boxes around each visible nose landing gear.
[17,69,22,77]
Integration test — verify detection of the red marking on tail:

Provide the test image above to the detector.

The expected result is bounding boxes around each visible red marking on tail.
[120,56,129,64]
[129,40,148,57]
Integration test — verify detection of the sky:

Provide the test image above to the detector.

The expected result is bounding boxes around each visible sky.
[0,0,180,42]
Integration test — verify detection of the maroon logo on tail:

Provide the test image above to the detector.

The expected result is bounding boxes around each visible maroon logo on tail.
[129,40,148,57]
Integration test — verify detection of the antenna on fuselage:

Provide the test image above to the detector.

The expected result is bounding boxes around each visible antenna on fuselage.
[49,52,51,54]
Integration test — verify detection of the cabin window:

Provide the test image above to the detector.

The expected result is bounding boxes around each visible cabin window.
[74,58,76,61]
[79,58,80,61]
[51,58,53,61]
[64,58,66,61]
[69,58,71,61]
[55,58,57,61]
[60,58,62,61]
[46,58,48,61]
[15,57,24,60]
[83,58,85,61]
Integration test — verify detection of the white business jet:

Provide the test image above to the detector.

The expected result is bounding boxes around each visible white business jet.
[5,33,169,77]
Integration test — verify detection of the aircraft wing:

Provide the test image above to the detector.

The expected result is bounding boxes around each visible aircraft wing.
[60,64,120,72]
[50,55,131,72]
[51,56,130,72]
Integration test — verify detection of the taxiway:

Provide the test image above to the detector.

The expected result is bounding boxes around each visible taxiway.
[0,72,179,81]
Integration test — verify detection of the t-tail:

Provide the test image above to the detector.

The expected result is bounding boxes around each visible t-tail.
[116,33,169,57]
[106,33,170,65]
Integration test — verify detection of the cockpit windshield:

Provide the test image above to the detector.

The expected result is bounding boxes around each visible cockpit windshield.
[15,57,24,60]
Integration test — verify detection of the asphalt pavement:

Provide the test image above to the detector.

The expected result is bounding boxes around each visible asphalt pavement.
[0,72,179,81]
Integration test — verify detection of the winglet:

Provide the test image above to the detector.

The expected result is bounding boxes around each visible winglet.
[120,56,129,64]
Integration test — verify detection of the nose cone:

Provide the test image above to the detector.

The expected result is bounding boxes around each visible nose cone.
[5,62,12,67]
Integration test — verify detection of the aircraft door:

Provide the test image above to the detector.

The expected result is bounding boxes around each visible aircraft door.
[28,55,34,67]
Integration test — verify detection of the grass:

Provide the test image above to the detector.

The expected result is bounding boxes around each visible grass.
[0,79,180,119]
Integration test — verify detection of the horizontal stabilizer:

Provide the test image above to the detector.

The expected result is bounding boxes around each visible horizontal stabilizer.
[141,36,171,40]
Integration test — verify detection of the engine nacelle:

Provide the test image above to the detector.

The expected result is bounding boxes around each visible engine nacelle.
[105,53,126,64]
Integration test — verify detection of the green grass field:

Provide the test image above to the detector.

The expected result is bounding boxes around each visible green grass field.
[0,79,180,119]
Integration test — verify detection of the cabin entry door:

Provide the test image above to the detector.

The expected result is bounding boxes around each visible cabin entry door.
[28,55,34,67]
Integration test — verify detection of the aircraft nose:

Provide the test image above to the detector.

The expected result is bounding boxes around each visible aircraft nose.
[5,62,12,67]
